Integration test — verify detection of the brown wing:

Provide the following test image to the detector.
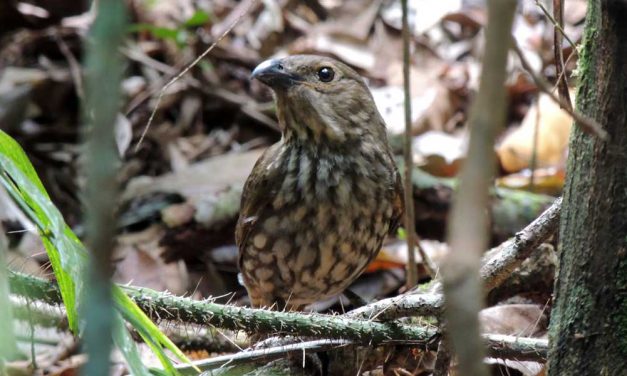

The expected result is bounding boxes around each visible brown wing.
[236,143,283,265]
[388,154,405,236]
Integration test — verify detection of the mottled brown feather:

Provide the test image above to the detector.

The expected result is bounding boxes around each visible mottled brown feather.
[237,55,404,309]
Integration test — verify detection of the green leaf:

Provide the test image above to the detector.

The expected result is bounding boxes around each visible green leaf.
[0,130,82,332]
[112,314,152,376]
[129,23,190,48]
[115,287,198,374]
[0,131,196,374]
[183,10,211,27]
[397,227,407,240]
[130,24,181,41]
[0,131,48,196]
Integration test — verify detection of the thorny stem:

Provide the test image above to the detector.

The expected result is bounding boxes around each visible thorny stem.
[8,271,548,365]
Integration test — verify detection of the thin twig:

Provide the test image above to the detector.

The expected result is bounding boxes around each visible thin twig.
[512,40,608,140]
[534,0,578,51]
[55,32,85,101]
[554,49,577,94]
[400,0,418,286]
[176,333,547,373]
[175,339,351,372]
[552,0,572,110]
[133,0,258,152]
[401,0,424,287]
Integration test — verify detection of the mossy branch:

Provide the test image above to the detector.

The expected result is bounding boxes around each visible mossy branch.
[9,271,438,346]
[8,270,547,363]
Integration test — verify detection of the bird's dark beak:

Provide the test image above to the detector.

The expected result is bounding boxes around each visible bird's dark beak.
[251,59,300,89]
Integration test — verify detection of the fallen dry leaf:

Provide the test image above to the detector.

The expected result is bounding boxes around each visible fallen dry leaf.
[381,0,463,35]
[413,130,466,177]
[121,149,262,201]
[497,91,574,173]
[114,225,189,294]
[497,166,565,195]
[480,304,548,337]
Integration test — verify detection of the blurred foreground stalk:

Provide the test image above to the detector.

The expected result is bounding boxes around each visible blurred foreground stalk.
[82,0,127,375]
[441,0,517,375]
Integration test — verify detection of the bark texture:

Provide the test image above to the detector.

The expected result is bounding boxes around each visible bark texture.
[548,1,627,374]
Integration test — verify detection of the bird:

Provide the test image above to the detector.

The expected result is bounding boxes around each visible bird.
[236,55,403,311]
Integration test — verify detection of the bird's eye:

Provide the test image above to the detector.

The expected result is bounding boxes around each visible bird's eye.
[317,67,335,82]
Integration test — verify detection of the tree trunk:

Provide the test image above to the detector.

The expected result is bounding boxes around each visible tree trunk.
[548,1,627,374]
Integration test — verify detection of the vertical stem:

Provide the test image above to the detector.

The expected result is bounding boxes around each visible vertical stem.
[82,1,127,375]
[441,0,517,375]
[401,0,418,288]
[0,228,20,363]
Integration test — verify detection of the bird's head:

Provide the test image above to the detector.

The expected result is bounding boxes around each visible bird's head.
[252,55,386,144]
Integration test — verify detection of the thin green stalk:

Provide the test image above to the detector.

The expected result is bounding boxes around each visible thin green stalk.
[82,0,127,375]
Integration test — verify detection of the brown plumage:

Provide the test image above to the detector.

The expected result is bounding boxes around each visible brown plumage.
[236,55,403,310]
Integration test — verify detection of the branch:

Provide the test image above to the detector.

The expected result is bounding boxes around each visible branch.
[10,298,245,354]
[534,0,578,51]
[347,289,444,321]
[8,271,438,346]
[175,339,351,372]
[8,271,548,363]
[485,334,548,361]
[512,40,608,140]
[552,0,572,110]
[348,197,561,321]
[179,334,547,374]
[480,197,561,290]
